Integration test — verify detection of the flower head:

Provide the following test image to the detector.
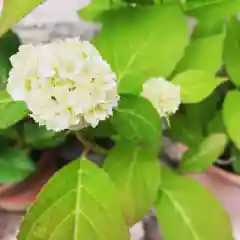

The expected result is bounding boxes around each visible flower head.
[141,77,180,117]
[7,39,119,131]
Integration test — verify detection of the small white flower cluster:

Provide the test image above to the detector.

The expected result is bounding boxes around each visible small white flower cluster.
[7,39,119,131]
[141,77,180,117]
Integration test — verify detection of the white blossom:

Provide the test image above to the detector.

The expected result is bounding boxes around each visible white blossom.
[141,77,180,117]
[7,39,119,131]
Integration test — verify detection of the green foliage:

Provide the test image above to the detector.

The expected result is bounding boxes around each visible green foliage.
[224,16,240,86]
[207,111,226,134]
[167,113,204,148]
[181,133,228,173]
[0,148,35,183]
[0,0,44,35]
[175,21,226,75]
[184,90,220,130]
[19,158,130,240]
[5,0,240,239]
[111,95,162,150]
[223,90,240,150]
[83,119,116,138]
[156,166,233,240]
[93,4,189,94]
[0,30,21,88]
[24,122,66,148]
[79,0,125,21]
[172,70,221,103]
[188,0,240,20]
[104,138,160,225]
[0,90,28,129]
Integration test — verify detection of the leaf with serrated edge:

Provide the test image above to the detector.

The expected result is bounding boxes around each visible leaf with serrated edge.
[156,166,233,240]
[19,159,129,240]
[104,139,160,226]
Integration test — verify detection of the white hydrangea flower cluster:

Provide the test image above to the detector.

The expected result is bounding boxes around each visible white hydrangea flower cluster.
[7,39,119,131]
[141,77,180,117]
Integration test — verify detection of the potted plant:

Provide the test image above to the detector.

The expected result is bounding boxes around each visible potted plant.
[0,0,240,240]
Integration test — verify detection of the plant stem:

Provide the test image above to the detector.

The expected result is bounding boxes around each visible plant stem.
[75,131,108,154]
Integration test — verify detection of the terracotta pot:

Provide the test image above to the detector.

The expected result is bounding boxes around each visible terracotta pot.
[0,150,56,212]
[163,138,240,239]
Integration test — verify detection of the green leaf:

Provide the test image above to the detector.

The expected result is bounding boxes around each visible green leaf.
[24,122,66,148]
[188,0,240,20]
[184,90,220,131]
[0,148,35,183]
[181,133,227,173]
[104,139,160,225]
[125,0,155,5]
[172,70,220,103]
[207,111,226,134]
[186,0,222,9]
[0,0,44,35]
[223,90,240,150]
[83,119,116,138]
[0,126,18,140]
[167,113,204,148]
[175,22,225,75]
[93,5,189,94]
[0,90,28,129]
[232,147,240,174]
[155,166,233,240]
[111,95,161,150]
[79,0,125,22]
[19,159,129,240]
[224,17,240,86]
[0,30,21,88]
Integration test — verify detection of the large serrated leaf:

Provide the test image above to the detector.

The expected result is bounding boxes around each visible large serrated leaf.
[111,94,161,150]
[93,5,188,94]
[0,0,44,35]
[180,133,228,173]
[156,166,233,240]
[104,139,160,226]
[223,90,240,150]
[19,159,129,240]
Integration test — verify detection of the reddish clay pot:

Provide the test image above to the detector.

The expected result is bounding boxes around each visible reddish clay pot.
[0,150,56,212]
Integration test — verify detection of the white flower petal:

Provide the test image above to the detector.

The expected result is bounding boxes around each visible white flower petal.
[7,39,119,131]
[141,77,180,117]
